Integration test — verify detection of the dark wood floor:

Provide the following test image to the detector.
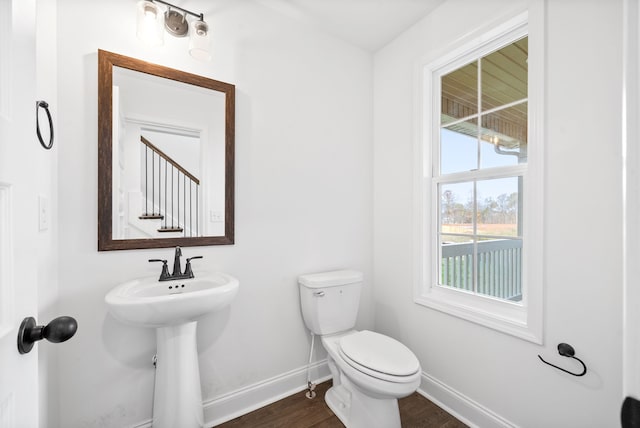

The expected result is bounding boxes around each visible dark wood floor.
[216,381,467,428]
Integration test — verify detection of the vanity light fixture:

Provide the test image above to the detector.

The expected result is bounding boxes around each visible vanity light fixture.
[136,0,211,61]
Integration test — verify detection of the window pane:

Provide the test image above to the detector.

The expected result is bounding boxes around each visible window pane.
[440,182,474,234]
[480,102,527,168]
[481,37,528,111]
[441,120,477,174]
[476,177,519,237]
[440,234,474,292]
[476,237,522,302]
[441,61,478,125]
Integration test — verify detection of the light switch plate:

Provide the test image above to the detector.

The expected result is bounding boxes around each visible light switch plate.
[209,210,223,223]
[38,194,48,231]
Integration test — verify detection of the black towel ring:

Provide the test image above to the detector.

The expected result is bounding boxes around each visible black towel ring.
[538,343,587,377]
[36,100,54,150]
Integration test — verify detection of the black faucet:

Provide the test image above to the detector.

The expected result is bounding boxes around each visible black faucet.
[172,246,183,277]
[149,247,203,281]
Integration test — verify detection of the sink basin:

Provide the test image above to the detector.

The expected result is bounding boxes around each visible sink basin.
[105,272,239,327]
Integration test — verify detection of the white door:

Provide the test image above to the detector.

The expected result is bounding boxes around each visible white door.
[0,0,39,426]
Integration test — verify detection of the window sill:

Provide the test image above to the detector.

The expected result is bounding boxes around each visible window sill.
[414,285,542,344]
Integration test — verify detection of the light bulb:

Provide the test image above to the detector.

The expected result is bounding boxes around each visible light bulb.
[136,1,164,47]
[189,20,211,61]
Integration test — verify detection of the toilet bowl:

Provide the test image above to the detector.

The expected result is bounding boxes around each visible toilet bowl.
[298,270,421,428]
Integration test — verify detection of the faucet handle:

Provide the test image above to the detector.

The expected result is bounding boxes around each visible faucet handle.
[149,259,170,281]
[184,256,203,278]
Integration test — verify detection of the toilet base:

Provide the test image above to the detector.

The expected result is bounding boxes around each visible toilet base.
[324,377,401,428]
[325,384,351,427]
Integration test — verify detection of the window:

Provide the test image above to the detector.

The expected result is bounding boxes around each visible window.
[438,36,527,302]
[415,12,543,342]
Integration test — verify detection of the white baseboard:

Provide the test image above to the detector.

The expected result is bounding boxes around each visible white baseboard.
[418,371,517,428]
[204,359,331,427]
[134,364,513,428]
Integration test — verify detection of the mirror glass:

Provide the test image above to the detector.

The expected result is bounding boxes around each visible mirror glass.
[98,50,235,250]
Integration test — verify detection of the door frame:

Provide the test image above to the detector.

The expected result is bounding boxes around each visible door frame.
[623,0,640,401]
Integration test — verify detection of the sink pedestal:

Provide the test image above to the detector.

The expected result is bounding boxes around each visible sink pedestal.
[153,321,203,428]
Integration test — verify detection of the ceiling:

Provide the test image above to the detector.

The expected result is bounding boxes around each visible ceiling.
[252,0,446,52]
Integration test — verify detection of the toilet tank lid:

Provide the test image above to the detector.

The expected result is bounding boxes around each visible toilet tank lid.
[298,270,363,288]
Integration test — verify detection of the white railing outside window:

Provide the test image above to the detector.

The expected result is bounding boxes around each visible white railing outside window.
[441,239,522,301]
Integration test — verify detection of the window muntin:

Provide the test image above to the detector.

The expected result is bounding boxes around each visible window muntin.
[435,36,528,303]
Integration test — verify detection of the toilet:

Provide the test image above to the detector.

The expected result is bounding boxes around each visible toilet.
[298,270,421,428]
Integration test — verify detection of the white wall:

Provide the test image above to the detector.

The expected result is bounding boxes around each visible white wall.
[373,0,623,427]
[55,0,373,426]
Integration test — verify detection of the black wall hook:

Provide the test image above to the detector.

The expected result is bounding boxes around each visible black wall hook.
[538,343,587,377]
[36,100,54,150]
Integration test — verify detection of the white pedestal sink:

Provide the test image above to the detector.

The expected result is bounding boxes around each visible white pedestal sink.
[105,272,239,428]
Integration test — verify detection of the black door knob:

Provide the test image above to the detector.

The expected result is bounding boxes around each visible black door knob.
[17,316,77,354]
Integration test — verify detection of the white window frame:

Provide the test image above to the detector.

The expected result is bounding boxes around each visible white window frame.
[413,10,544,343]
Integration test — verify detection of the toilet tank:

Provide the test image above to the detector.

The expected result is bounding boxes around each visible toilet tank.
[298,270,363,335]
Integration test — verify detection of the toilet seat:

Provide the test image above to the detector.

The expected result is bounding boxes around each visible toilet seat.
[338,330,420,383]
[322,330,422,402]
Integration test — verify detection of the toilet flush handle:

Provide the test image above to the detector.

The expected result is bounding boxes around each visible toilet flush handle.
[313,291,325,297]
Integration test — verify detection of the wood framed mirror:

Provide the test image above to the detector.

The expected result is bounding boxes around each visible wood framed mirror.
[98,50,235,251]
